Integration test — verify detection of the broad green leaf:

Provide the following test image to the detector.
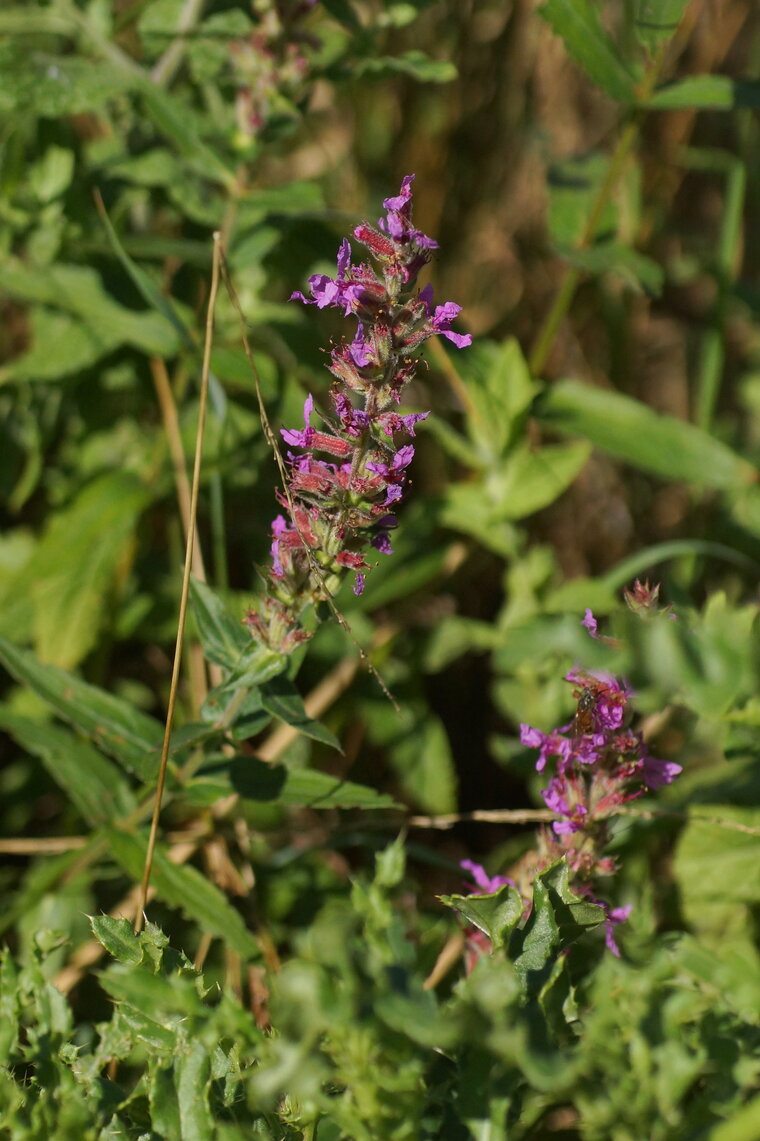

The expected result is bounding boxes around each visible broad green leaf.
[539,0,636,102]
[439,884,525,951]
[674,807,760,925]
[462,337,540,461]
[194,755,397,809]
[388,711,458,815]
[511,860,604,987]
[95,193,195,352]
[90,916,144,965]
[107,829,259,959]
[1,260,181,363]
[0,51,135,116]
[0,711,136,826]
[190,577,250,669]
[548,152,620,247]
[644,76,760,111]
[499,441,592,520]
[28,472,149,668]
[2,308,107,383]
[634,0,688,50]
[260,675,343,752]
[0,635,163,779]
[537,380,755,489]
[139,82,235,188]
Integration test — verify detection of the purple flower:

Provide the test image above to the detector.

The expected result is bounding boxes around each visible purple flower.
[461,859,515,894]
[432,301,472,348]
[377,410,430,437]
[252,175,470,653]
[641,753,683,789]
[281,394,316,447]
[582,609,598,637]
[520,724,573,774]
[604,904,632,957]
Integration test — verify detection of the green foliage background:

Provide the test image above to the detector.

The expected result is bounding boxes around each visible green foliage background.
[1,0,760,1137]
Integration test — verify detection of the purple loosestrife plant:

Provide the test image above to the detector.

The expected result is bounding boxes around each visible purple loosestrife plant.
[519,607,682,953]
[245,175,471,654]
[461,592,683,960]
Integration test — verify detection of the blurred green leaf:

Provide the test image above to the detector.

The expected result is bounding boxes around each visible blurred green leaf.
[0,712,136,826]
[539,0,636,101]
[499,441,592,520]
[28,473,149,669]
[0,636,163,778]
[537,380,755,488]
[556,241,664,295]
[353,51,457,83]
[634,0,688,50]
[645,76,760,110]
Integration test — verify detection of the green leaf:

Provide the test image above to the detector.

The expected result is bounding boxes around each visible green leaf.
[0,711,136,826]
[353,51,457,83]
[556,241,664,295]
[389,712,458,814]
[511,860,605,987]
[222,755,397,809]
[107,829,259,959]
[644,75,760,111]
[462,337,540,461]
[0,51,135,116]
[709,1093,760,1141]
[539,0,636,102]
[189,577,250,669]
[260,675,343,753]
[95,195,194,352]
[28,473,149,668]
[138,81,235,188]
[176,1040,214,1141]
[0,635,163,779]
[439,884,525,951]
[674,807,760,926]
[1,261,182,371]
[499,441,592,520]
[634,0,689,51]
[537,380,755,489]
[90,916,144,965]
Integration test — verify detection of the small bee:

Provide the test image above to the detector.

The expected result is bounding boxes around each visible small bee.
[573,688,596,737]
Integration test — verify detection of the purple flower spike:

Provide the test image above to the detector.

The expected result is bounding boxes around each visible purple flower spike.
[250,175,471,654]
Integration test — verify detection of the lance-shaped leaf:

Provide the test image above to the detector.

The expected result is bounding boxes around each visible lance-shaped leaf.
[260,675,343,753]
[189,577,250,670]
[0,711,137,826]
[0,636,163,779]
[540,0,636,103]
[439,883,525,952]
